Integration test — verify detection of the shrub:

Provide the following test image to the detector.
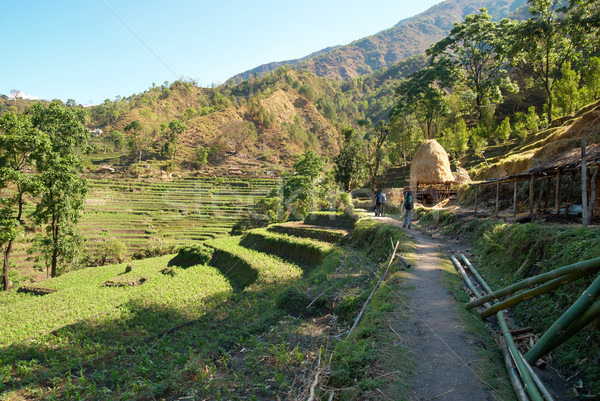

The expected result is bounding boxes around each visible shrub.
[168,244,214,267]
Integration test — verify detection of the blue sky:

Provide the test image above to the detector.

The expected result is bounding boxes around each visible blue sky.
[1,0,443,105]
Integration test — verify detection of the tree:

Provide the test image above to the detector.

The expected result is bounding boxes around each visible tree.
[510,0,593,123]
[333,128,366,191]
[110,131,125,150]
[392,62,450,139]
[124,120,143,156]
[388,111,423,166]
[440,119,470,160]
[283,150,327,218]
[28,102,90,277]
[428,8,515,123]
[363,120,391,191]
[553,62,582,117]
[195,146,210,169]
[496,117,512,146]
[582,57,600,101]
[0,113,49,290]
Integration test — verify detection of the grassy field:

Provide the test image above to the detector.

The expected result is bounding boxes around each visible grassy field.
[0,214,418,400]
[9,176,279,280]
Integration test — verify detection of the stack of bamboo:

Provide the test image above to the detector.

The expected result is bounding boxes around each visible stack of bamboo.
[451,254,600,401]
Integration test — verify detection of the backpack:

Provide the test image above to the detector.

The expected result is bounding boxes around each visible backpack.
[375,192,383,203]
[404,194,413,210]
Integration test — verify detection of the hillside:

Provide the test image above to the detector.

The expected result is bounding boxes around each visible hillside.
[472,100,600,180]
[234,0,527,81]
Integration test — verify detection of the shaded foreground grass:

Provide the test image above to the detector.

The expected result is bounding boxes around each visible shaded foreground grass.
[0,217,416,400]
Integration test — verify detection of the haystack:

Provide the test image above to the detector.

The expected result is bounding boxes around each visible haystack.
[410,140,455,188]
[454,166,472,184]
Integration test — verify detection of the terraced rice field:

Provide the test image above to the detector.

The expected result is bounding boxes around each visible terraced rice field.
[10,176,279,276]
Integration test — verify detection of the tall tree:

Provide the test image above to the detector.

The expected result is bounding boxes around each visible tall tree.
[0,114,48,290]
[28,102,90,277]
[333,128,365,191]
[428,9,515,123]
[392,64,449,140]
[363,121,391,191]
[124,120,143,156]
[510,0,593,123]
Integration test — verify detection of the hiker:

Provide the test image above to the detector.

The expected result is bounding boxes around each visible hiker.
[402,187,414,228]
[374,188,383,216]
[379,191,387,217]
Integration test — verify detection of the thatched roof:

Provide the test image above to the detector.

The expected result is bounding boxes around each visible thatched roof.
[410,140,455,188]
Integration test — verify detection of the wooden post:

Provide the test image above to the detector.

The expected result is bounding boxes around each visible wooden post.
[529,175,535,216]
[582,140,588,228]
[555,169,561,215]
[513,179,518,217]
[495,182,500,217]
[474,185,478,215]
[587,165,598,226]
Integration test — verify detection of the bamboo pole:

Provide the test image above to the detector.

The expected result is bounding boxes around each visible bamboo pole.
[514,179,518,217]
[554,169,561,215]
[496,182,500,217]
[466,258,600,309]
[529,175,535,216]
[501,337,531,401]
[582,140,588,228]
[460,254,493,293]
[523,359,555,401]
[457,256,544,401]
[498,310,544,401]
[545,297,600,353]
[525,273,600,364]
[450,255,481,298]
[479,271,591,318]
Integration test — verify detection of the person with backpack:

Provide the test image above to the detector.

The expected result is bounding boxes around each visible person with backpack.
[374,188,384,216]
[402,187,414,228]
[380,191,387,217]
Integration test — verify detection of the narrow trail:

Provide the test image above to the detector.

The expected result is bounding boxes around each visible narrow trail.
[379,217,495,401]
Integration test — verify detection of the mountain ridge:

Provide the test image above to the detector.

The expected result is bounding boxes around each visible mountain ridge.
[233,0,527,82]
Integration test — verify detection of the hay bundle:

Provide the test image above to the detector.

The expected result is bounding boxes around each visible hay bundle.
[410,140,455,188]
[454,166,472,184]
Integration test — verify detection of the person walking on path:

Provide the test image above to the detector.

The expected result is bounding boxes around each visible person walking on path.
[374,188,384,217]
[402,187,414,228]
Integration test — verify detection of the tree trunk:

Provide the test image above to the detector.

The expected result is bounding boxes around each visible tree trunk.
[3,241,12,291]
[51,218,59,278]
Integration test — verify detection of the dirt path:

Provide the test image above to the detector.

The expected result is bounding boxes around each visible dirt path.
[379,217,495,401]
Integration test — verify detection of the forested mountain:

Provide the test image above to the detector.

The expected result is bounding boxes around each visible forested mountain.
[234,0,527,81]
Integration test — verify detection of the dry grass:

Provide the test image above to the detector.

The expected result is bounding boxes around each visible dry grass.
[410,139,455,187]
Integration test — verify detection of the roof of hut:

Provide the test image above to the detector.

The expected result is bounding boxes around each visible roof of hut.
[410,139,455,188]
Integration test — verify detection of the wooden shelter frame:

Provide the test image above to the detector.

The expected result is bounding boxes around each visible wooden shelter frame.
[470,141,600,223]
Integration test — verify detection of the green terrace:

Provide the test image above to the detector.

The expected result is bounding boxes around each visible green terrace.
[9,177,279,276]
[0,216,409,400]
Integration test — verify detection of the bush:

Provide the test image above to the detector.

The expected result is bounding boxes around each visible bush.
[168,244,214,267]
